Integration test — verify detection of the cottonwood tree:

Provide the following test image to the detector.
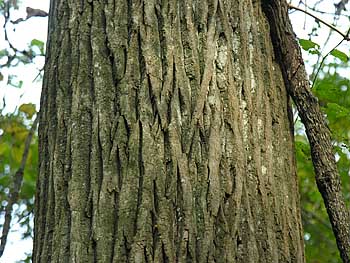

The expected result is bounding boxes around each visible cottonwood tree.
[33,0,348,262]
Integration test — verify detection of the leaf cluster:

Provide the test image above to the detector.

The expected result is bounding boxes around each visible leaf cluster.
[0,103,38,239]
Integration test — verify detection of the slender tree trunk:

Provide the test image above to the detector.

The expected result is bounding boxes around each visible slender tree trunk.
[34,0,304,262]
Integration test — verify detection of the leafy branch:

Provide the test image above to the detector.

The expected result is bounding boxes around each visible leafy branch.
[0,114,38,257]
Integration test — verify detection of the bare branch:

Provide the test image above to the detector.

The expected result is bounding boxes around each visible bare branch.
[311,39,344,88]
[288,3,350,41]
[26,7,48,19]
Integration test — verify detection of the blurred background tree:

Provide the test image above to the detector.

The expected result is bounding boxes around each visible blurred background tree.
[0,0,349,262]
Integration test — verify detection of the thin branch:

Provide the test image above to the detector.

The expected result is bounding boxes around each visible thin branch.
[33,66,45,82]
[1,4,47,69]
[297,0,350,16]
[310,20,334,85]
[288,3,350,41]
[263,1,350,261]
[311,39,343,88]
[0,114,39,258]
[311,25,350,88]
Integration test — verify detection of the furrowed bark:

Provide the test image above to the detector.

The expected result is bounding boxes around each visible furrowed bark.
[262,1,350,262]
[34,0,305,262]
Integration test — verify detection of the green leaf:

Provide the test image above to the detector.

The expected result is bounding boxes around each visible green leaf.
[309,49,320,55]
[0,49,8,58]
[313,73,350,107]
[19,103,36,119]
[0,141,10,156]
[326,102,350,120]
[330,49,349,62]
[20,179,36,199]
[299,39,320,51]
[0,175,11,187]
[30,39,45,55]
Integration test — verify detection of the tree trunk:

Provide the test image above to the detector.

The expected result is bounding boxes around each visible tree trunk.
[34,0,304,262]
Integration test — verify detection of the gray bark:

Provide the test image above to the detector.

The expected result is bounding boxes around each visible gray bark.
[34,0,305,262]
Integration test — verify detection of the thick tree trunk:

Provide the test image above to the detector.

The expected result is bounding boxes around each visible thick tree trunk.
[34,0,304,262]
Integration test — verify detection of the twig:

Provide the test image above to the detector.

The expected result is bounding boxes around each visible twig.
[310,21,333,86]
[33,66,45,82]
[1,4,47,69]
[311,25,350,88]
[297,0,350,16]
[0,114,39,257]
[335,0,349,15]
[311,39,344,89]
[288,3,350,41]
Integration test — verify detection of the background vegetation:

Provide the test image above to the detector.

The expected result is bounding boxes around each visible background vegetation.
[0,0,349,262]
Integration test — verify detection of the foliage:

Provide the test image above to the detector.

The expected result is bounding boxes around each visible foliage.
[0,103,38,250]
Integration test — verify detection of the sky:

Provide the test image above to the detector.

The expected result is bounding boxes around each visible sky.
[0,0,349,262]
[0,0,49,114]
